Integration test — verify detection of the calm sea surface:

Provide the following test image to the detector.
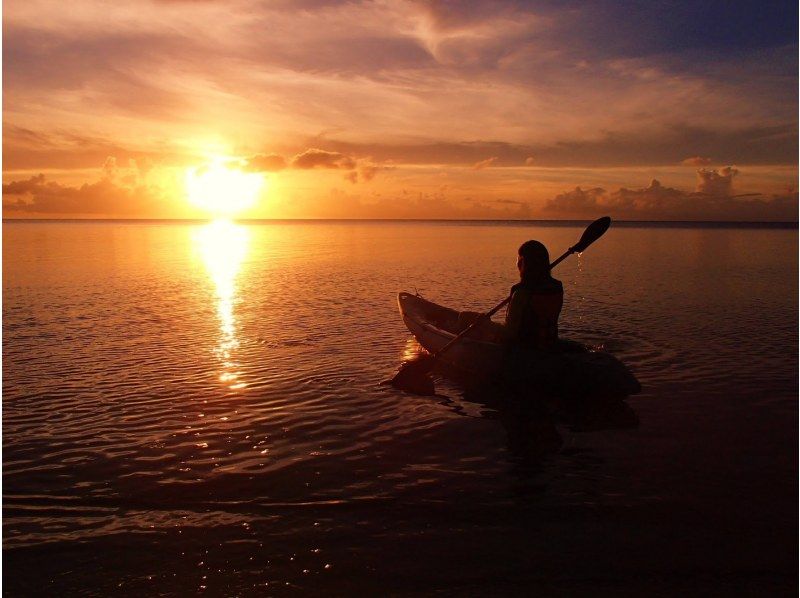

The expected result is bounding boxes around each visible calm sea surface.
[3,220,797,595]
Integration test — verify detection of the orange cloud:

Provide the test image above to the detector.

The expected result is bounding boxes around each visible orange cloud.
[353,161,395,184]
[291,149,355,170]
[696,166,738,196]
[2,173,170,217]
[681,156,712,166]
[472,157,498,170]
[243,153,287,172]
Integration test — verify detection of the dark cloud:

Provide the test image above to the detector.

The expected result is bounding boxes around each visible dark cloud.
[539,125,797,167]
[544,186,607,214]
[241,150,391,183]
[544,171,797,221]
[696,166,738,196]
[290,148,356,170]
[2,174,47,196]
[2,174,168,216]
[306,124,797,167]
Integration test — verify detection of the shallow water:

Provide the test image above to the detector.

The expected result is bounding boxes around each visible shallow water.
[3,220,797,595]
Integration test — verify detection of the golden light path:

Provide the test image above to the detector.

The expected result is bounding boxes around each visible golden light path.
[193,219,251,389]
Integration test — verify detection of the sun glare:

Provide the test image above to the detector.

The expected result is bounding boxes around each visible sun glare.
[185,160,264,217]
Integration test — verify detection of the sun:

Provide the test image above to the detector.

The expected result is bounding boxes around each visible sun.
[185,159,264,217]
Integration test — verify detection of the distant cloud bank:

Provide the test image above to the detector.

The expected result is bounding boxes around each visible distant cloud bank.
[4,163,796,221]
[544,168,797,221]
[2,174,166,216]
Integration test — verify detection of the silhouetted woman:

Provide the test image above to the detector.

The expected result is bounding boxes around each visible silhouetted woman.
[503,240,563,349]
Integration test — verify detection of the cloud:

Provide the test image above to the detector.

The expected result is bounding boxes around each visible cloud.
[301,124,797,168]
[2,0,795,222]
[472,157,499,170]
[2,125,177,171]
[238,149,391,183]
[290,148,356,170]
[3,0,795,181]
[2,173,47,195]
[2,173,169,216]
[312,140,537,167]
[544,186,608,214]
[681,156,712,166]
[358,163,380,182]
[544,170,797,221]
[336,160,395,184]
[243,153,287,172]
[696,166,738,196]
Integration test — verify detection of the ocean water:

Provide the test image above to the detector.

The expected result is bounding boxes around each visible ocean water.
[3,220,797,595]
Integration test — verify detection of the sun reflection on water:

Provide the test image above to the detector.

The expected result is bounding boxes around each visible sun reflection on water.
[193,219,251,389]
[401,337,426,362]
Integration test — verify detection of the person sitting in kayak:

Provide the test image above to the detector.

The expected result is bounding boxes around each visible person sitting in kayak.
[457,240,563,347]
[503,240,563,349]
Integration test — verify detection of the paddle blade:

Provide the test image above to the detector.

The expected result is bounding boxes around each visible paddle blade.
[386,355,437,395]
[571,216,611,253]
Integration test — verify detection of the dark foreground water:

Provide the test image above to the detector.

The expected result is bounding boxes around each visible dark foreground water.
[3,220,797,596]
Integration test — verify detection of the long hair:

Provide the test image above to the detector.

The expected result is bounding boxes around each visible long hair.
[518,240,551,283]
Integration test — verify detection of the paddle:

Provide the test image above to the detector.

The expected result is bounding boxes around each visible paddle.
[388,216,612,395]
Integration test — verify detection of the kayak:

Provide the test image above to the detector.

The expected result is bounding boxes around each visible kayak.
[397,292,641,399]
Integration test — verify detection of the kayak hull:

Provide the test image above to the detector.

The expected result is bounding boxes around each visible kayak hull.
[398,292,641,399]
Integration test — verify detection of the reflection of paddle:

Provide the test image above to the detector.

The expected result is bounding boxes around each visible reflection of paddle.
[389,216,612,395]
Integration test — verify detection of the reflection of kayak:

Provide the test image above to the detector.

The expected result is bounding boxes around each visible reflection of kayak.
[398,292,641,399]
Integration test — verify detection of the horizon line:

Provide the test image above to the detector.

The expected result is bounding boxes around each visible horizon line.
[3,217,797,227]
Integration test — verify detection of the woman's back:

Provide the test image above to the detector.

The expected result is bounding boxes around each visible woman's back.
[504,277,563,349]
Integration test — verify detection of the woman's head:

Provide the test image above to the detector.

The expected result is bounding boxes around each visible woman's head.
[517,240,550,281]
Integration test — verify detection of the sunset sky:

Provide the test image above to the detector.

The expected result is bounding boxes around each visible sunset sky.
[3,0,798,220]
